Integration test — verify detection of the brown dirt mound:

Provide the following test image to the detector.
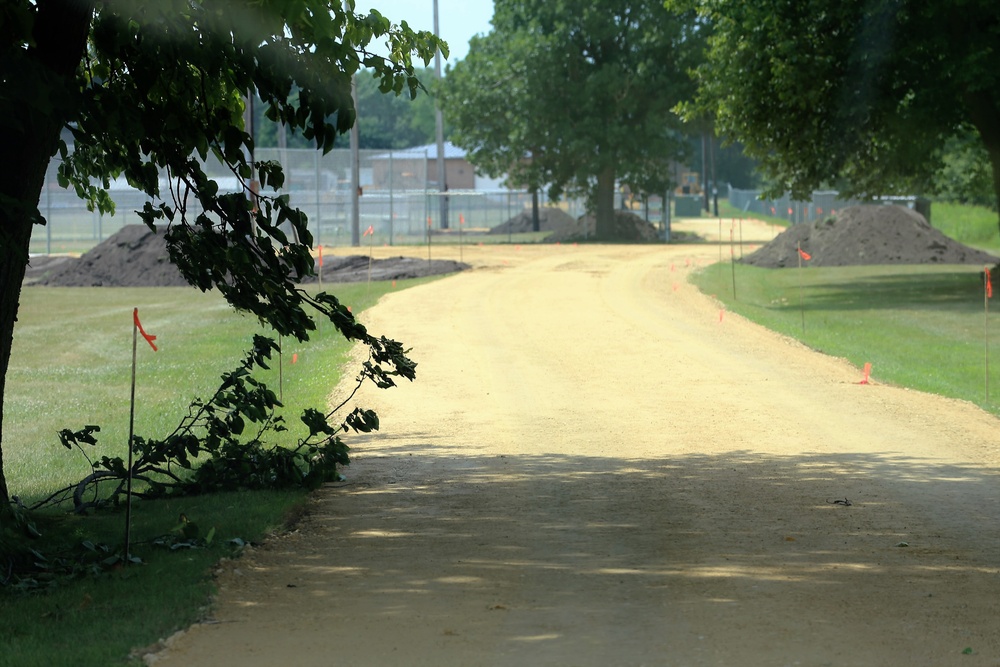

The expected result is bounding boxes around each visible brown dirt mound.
[742,205,998,268]
[31,225,188,287]
[545,210,661,243]
[489,207,577,235]
[28,225,469,287]
[301,255,470,284]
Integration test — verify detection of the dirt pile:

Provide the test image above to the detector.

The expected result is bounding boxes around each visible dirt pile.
[545,210,661,243]
[27,225,469,287]
[301,255,469,284]
[491,208,675,244]
[489,207,577,235]
[742,205,998,268]
[31,224,188,287]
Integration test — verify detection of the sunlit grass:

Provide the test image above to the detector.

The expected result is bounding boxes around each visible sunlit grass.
[692,261,1000,414]
[5,280,428,502]
[931,202,1000,251]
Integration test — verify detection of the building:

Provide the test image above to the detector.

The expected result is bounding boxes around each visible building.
[369,141,476,191]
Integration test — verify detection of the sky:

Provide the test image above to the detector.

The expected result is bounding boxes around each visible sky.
[354,0,495,64]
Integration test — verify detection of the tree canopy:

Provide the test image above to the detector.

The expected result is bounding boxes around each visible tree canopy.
[354,67,446,149]
[439,0,705,239]
[677,0,1000,220]
[255,68,444,150]
[0,0,441,506]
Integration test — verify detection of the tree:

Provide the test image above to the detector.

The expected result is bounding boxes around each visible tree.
[439,0,705,239]
[252,68,444,150]
[677,0,1000,224]
[931,126,996,209]
[0,0,442,507]
[354,67,444,149]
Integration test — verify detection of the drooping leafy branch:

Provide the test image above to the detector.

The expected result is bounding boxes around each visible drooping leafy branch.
[34,334,390,513]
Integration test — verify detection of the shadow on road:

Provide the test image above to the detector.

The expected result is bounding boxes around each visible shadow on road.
[232,440,1000,662]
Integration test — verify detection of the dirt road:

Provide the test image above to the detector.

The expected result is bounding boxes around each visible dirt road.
[153,220,1000,666]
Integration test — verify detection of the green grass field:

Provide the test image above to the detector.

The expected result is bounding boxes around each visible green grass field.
[930,202,1000,251]
[692,261,1000,415]
[6,282,419,502]
[1,278,428,667]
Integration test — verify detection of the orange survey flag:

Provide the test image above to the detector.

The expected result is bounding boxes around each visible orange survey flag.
[797,247,812,261]
[133,308,157,352]
[363,225,374,237]
[986,267,993,298]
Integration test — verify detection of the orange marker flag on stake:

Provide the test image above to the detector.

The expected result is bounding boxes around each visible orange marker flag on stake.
[363,225,374,237]
[859,362,872,385]
[985,267,993,298]
[133,308,157,351]
[126,307,157,564]
[317,245,323,268]
[797,244,809,332]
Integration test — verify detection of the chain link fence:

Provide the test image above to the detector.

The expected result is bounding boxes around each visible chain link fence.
[29,148,588,254]
[729,189,932,225]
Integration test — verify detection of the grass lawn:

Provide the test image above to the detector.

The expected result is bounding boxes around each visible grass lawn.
[1,278,429,667]
[930,202,1000,251]
[692,261,1000,416]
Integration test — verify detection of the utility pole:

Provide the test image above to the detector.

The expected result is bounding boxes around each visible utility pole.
[433,0,448,229]
[701,131,709,213]
[709,131,718,217]
[350,77,361,246]
[348,1,361,246]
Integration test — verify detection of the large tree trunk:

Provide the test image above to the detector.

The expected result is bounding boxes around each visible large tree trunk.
[0,222,34,506]
[594,165,616,240]
[0,1,92,506]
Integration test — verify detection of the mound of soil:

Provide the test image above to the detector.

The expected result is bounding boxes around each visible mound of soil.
[301,255,470,284]
[545,210,661,243]
[31,225,188,287]
[28,225,469,287]
[742,205,998,268]
[489,207,577,235]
